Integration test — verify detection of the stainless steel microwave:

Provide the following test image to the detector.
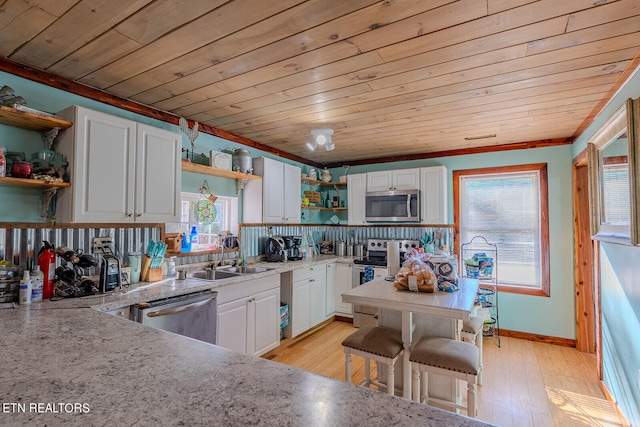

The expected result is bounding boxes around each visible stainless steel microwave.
[365,190,420,222]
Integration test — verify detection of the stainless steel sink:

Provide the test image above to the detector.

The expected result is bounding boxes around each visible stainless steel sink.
[191,270,240,281]
[227,266,273,274]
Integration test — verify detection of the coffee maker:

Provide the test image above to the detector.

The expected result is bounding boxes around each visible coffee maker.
[283,236,303,261]
[265,237,287,262]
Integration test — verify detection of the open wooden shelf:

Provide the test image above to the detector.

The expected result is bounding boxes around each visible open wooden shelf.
[181,161,261,180]
[0,176,70,190]
[301,205,347,211]
[301,176,346,186]
[0,105,72,132]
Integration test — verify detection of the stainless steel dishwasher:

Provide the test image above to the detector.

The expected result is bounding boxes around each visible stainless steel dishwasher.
[131,290,218,345]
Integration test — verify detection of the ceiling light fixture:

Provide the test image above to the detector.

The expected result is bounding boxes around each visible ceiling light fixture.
[308,128,335,151]
[464,134,497,141]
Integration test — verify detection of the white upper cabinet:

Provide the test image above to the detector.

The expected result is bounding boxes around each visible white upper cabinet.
[56,105,181,223]
[420,165,448,224]
[347,173,367,225]
[367,168,420,191]
[244,157,301,224]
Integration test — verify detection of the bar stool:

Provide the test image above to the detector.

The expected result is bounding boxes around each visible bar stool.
[410,336,480,418]
[460,315,484,385]
[341,326,403,396]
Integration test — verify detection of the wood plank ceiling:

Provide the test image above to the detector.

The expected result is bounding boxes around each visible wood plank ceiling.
[1,0,639,166]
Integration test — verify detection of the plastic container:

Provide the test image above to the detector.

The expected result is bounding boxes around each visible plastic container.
[181,232,191,252]
[30,266,44,302]
[167,257,176,278]
[190,226,199,250]
[19,270,32,305]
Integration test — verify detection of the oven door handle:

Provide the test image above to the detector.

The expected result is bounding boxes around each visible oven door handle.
[146,297,215,318]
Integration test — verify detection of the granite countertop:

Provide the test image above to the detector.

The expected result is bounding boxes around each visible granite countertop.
[0,255,493,426]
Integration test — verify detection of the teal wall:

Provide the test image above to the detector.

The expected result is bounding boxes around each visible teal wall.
[572,68,640,425]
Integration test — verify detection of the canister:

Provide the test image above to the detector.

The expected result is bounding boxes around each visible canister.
[335,240,346,256]
[346,244,354,256]
[354,244,365,257]
[233,149,252,173]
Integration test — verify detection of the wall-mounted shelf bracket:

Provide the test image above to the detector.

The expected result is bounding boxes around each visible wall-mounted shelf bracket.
[42,127,61,150]
[41,187,57,221]
[236,178,249,195]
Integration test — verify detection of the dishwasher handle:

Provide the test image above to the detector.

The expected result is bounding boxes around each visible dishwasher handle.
[146,297,216,318]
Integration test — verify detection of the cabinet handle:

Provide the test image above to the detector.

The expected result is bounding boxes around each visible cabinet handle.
[136,213,143,218]
[126,213,133,218]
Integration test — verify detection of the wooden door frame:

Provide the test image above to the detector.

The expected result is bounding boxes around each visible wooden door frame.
[573,150,598,355]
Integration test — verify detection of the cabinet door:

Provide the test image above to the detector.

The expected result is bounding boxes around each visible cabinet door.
[58,107,137,223]
[217,298,249,354]
[135,124,181,223]
[283,163,301,223]
[252,287,281,356]
[309,275,326,328]
[335,263,353,315]
[347,173,367,225]
[367,171,393,191]
[291,279,311,337]
[325,262,336,317]
[262,157,285,222]
[393,168,420,190]
[420,165,448,224]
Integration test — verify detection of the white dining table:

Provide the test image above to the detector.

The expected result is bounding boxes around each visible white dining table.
[342,277,479,399]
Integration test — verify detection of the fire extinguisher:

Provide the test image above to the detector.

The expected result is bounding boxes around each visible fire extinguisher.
[38,241,56,299]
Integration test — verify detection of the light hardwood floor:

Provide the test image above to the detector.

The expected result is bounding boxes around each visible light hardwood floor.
[263,320,627,427]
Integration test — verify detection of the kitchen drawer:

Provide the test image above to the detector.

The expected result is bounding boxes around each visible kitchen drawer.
[292,265,324,282]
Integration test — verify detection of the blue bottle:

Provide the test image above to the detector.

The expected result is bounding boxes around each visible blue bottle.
[181,231,191,252]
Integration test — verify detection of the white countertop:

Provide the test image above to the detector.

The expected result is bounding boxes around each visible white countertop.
[342,277,479,320]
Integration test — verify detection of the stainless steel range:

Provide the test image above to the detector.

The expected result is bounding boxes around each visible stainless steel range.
[352,239,420,327]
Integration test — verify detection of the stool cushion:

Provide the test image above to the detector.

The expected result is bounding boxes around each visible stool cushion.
[410,337,479,375]
[341,326,403,358]
[461,316,484,335]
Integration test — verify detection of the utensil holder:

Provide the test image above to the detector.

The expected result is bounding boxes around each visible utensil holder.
[140,255,156,282]
[146,268,162,282]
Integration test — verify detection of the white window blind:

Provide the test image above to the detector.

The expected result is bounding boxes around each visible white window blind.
[601,163,630,225]
[460,170,542,289]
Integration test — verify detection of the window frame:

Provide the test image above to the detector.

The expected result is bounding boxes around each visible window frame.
[453,163,550,297]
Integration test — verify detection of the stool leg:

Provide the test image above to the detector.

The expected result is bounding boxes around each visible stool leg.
[411,366,421,401]
[467,375,478,418]
[477,331,483,385]
[386,360,395,396]
[364,358,371,387]
[421,372,428,405]
[345,351,352,383]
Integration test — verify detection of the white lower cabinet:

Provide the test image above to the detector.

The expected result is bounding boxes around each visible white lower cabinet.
[285,265,328,338]
[216,275,280,357]
[335,263,353,316]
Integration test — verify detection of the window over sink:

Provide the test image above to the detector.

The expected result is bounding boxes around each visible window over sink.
[165,192,238,252]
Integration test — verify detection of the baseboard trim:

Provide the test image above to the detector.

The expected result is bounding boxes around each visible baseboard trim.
[599,380,631,427]
[498,328,576,347]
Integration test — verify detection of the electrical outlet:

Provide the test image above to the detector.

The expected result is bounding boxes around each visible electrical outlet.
[92,236,113,253]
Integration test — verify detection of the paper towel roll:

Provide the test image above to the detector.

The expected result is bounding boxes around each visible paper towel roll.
[387,241,400,276]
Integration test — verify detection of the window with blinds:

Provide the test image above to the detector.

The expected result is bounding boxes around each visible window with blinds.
[455,164,550,296]
[601,163,630,225]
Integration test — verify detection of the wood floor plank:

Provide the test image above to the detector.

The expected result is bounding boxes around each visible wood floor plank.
[263,320,627,426]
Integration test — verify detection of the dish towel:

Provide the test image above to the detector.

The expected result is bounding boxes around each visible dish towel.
[364,266,374,283]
